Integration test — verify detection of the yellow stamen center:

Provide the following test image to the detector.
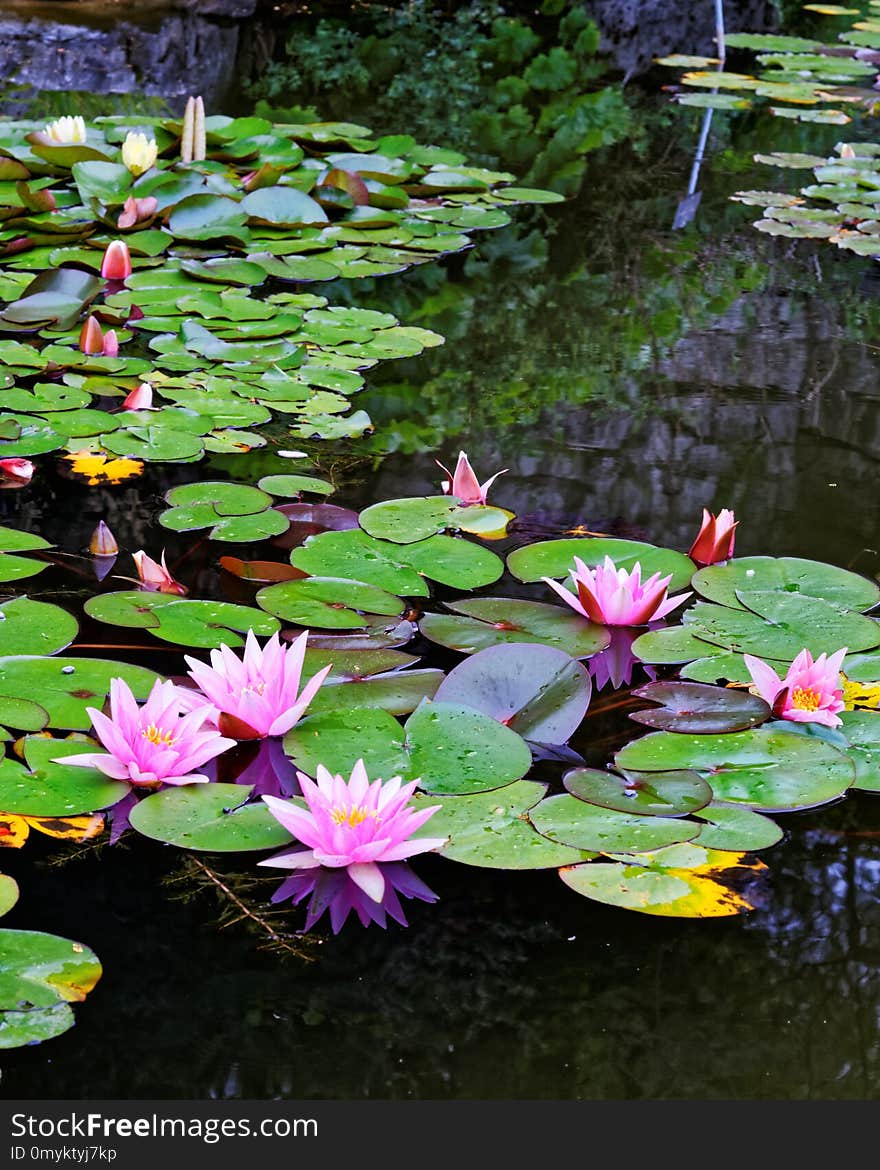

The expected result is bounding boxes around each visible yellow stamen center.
[141,723,176,747]
[241,682,266,696]
[791,686,821,712]
[330,805,379,829]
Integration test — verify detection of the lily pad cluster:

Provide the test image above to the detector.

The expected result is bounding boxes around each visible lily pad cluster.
[0,477,876,984]
[0,113,561,461]
[659,6,880,123]
[632,556,880,682]
[731,139,880,261]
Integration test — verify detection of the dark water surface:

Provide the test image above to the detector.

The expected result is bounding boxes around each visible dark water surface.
[1,16,880,1100]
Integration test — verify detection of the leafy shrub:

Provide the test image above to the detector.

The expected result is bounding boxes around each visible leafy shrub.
[248,1,634,196]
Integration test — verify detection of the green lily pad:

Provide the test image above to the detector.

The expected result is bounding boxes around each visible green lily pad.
[692,802,784,851]
[168,194,248,236]
[257,474,333,497]
[0,737,129,816]
[614,727,854,812]
[0,874,18,919]
[419,598,610,657]
[685,592,880,658]
[563,767,712,817]
[301,647,418,682]
[179,258,267,286]
[0,657,160,732]
[692,556,880,612]
[0,1001,77,1049]
[410,780,594,869]
[681,652,772,685]
[0,524,51,583]
[71,159,132,203]
[559,851,766,917]
[508,537,695,592]
[838,710,880,791]
[629,681,771,733]
[289,529,504,596]
[632,626,730,665]
[0,928,102,1011]
[256,577,404,629]
[283,707,408,780]
[0,597,77,656]
[433,643,591,742]
[284,700,531,795]
[129,783,295,851]
[100,427,204,462]
[163,480,272,517]
[241,187,328,226]
[530,793,700,853]
[84,592,280,648]
[306,669,444,716]
[358,495,510,543]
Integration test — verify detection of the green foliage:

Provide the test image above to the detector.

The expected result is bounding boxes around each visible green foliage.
[248,1,633,195]
[1,86,169,122]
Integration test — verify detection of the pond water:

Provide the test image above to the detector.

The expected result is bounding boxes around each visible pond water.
[1,6,880,1101]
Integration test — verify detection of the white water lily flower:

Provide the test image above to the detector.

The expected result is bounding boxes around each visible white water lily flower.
[121,131,158,176]
[44,115,86,145]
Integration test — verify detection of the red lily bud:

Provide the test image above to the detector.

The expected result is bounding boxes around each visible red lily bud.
[688,508,738,567]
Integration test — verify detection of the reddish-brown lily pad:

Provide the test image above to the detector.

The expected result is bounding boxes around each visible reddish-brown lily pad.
[628,681,771,734]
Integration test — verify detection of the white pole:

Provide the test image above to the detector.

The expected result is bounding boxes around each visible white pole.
[715,0,726,61]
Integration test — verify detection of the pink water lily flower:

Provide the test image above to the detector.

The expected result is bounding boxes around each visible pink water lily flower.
[744,647,847,728]
[689,508,738,567]
[183,629,332,740]
[436,450,507,506]
[53,677,236,788]
[260,759,446,902]
[543,555,691,626]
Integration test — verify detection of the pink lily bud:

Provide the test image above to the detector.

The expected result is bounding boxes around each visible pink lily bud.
[123,383,153,410]
[435,450,507,506]
[0,458,34,484]
[132,550,188,596]
[102,329,119,357]
[79,315,105,355]
[117,195,158,230]
[88,520,119,557]
[100,240,132,281]
[688,508,738,567]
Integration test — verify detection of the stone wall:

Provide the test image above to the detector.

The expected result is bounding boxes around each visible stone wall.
[0,1,258,110]
[582,0,780,78]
